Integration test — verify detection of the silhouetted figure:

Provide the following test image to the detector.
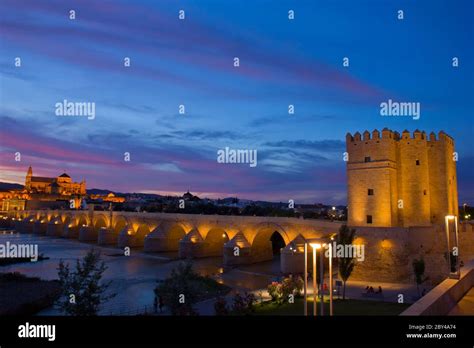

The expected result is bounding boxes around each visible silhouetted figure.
[369,286,374,293]
[159,295,164,313]
[377,286,383,294]
[365,286,370,293]
[153,296,158,313]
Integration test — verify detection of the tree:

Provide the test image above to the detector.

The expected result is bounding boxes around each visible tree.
[412,257,428,296]
[56,249,115,316]
[154,261,200,315]
[337,224,356,300]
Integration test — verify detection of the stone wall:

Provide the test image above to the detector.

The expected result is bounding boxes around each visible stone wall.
[350,222,474,285]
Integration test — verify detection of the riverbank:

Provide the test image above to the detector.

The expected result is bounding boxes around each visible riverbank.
[0,272,60,315]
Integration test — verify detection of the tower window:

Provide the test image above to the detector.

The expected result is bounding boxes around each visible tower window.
[364,156,371,162]
[366,215,373,224]
[423,190,427,195]
[416,160,420,166]
[368,189,374,196]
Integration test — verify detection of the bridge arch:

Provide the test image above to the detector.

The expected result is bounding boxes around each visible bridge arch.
[93,214,109,231]
[113,215,129,234]
[38,213,48,223]
[61,213,73,226]
[47,211,61,222]
[75,214,89,227]
[204,227,229,254]
[166,222,187,241]
[134,224,151,240]
[250,222,290,262]
[143,221,188,252]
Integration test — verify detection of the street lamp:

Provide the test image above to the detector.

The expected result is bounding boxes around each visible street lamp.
[304,243,308,316]
[329,240,333,316]
[445,215,460,279]
[303,237,334,317]
[310,243,321,316]
[320,244,325,316]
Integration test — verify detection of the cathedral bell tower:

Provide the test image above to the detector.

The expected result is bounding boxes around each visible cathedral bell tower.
[25,166,33,191]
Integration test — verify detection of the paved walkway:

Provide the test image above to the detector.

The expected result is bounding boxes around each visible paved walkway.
[448,287,474,315]
[190,274,422,315]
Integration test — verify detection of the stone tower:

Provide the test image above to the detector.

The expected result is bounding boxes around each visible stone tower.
[346,129,458,227]
[25,166,33,191]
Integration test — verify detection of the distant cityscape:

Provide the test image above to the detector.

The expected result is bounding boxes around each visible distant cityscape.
[0,166,347,220]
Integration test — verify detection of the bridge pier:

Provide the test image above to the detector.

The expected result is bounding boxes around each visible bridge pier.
[16,218,35,233]
[144,227,181,252]
[144,236,177,252]
[117,228,144,248]
[46,222,64,237]
[179,229,204,258]
[0,216,12,229]
[178,229,227,258]
[23,220,35,234]
[33,221,47,235]
[78,225,97,242]
[280,235,307,274]
[98,227,117,245]
[223,232,252,266]
[14,219,24,233]
[63,224,79,238]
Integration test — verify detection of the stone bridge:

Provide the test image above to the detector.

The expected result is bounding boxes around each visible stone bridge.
[0,210,342,272]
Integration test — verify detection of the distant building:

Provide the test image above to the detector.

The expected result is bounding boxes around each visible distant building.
[90,192,125,203]
[25,166,86,195]
[346,129,458,227]
[182,191,200,202]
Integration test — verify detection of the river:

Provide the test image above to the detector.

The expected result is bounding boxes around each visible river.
[0,230,279,315]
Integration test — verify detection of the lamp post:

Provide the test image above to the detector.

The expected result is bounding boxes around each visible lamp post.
[304,243,308,316]
[313,245,317,316]
[303,238,334,316]
[309,243,321,316]
[445,215,460,279]
[329,241,333,316]
[320,246,324,316]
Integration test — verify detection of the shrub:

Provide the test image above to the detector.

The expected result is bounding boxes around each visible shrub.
[267,281,282,302]
[281,275,303,300]
[214,296,229,316]
[267,275,304,304]
[232,292,256,315]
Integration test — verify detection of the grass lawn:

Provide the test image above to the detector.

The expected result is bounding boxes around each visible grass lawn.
[254,298,410,316]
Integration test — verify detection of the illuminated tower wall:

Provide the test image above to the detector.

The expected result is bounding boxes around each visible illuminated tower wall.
[346,129,458,227]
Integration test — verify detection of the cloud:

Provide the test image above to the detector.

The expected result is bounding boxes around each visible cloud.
[265,139,343,150]
[248,113,339,128]
[164,130,242,141]
[144,163,183,173]
[0,0,387,102]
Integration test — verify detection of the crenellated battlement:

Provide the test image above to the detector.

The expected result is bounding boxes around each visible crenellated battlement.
[346,127,458,228]
[346,128,454,144]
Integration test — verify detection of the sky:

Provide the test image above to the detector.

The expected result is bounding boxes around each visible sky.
[0,0,473,205]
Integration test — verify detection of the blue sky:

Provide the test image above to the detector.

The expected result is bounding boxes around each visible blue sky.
[0,0,473,204]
